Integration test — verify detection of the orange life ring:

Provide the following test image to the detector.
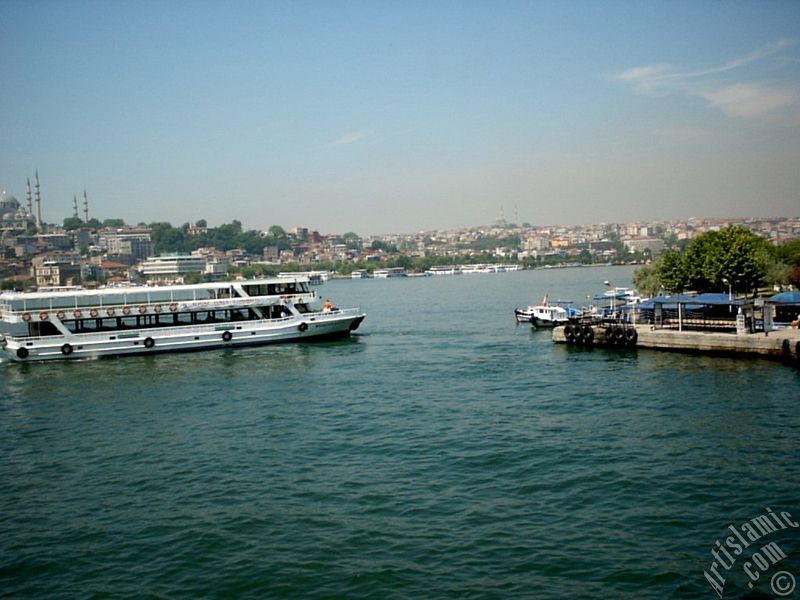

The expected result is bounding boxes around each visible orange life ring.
[139,305,147,314]
[122,306,131,316]
[154,304,163,313]
[22,312,31,322]
[73,309,82,318]
[90,308,99,318]
[56,310,66,320]
[106,308,115,317]
[169,303,178,312]
[39,311,49,321]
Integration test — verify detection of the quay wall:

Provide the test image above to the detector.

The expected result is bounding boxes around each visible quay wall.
[553,324,800,362]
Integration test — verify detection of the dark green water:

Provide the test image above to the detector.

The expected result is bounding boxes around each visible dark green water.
[2,266,799,599]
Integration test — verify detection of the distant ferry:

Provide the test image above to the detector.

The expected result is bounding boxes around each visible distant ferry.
[461,263,522,274]
[278,271,329,285]
[0,277,365,363]
[373,267,406,278]
[425,266,461,276]
[351,269,370,279]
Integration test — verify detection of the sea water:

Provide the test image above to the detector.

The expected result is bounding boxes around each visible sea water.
[2,265,798,598]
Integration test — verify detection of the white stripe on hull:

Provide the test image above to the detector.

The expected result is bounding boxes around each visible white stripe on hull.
[2,313,364,362]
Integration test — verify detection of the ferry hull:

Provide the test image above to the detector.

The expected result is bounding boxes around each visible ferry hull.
[1,313,365,363]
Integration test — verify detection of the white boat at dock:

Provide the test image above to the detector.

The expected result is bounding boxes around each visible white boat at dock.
[514,295,581,327]
[425,265,461,276]
[278,270,329,284]
[0,277,365,363]
[373,267,406,278]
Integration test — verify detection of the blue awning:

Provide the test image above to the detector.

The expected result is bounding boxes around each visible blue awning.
[767,291,800,305]
[638,293,743,309]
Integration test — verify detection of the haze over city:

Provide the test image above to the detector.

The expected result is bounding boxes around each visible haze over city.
[2,1,799,234]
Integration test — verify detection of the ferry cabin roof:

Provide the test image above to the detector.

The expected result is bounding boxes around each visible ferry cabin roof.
[0,277,312,313]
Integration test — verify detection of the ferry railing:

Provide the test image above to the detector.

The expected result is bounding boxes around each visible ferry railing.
[0,293,321,319]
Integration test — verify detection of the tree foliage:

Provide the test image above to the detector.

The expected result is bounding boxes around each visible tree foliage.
[635,226,778,295]
[632,258,663,297]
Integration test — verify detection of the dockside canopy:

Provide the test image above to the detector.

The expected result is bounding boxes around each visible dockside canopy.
[767,291,800,305]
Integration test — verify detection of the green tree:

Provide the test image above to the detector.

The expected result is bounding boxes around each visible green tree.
[697,227,770,294]
[659,250,689,292]
[633,258,664,297]
[62,217,83,231]
[183,271,206,284]
[342,231,361,250]
[651,226,773,295]
[102,218,126,228]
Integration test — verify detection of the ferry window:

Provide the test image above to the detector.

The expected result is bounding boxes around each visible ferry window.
[51,299,76,310]
[138,315,157,328]
[29,321,62,337]
[171,290,195,302]
[80,319,99,333]
[125,292,148,304]
[267,284,278,295]
[299,283,309,293]
[119,317,138,329]
[174,312,192,324]
[218,288,231,299]
[244,284,268,296]
[295,303,310,314]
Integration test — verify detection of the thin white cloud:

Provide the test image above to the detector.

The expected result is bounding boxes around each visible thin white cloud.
[700,84,799,119]
[615,39,800,121]
[330,131,368,146]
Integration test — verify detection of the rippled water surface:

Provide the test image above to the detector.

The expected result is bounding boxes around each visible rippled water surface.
[2,266,799,598]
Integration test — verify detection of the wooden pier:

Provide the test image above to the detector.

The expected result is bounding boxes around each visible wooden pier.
[553,323,800,363]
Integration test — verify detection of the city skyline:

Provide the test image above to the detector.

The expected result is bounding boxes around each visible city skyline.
[2,1,799,233]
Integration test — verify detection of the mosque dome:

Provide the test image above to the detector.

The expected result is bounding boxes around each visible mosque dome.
[0,190,21,215]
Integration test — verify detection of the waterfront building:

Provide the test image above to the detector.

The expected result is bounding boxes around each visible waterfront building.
[101,228,154,261]
[139,254,207,283]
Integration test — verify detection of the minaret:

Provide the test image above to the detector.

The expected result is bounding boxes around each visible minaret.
[34,170,42,229]
[73,194,79,219]
[83,189,89,223]
[26,178,33,214]
[514,204,519,225]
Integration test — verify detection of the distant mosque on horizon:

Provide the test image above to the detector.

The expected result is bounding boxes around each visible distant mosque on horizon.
[1,171,92,233]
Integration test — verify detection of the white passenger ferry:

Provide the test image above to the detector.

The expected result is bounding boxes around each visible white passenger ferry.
[0,277,365,363]
[373,267,406,278]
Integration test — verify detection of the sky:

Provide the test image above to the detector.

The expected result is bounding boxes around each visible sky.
[1,0,799,235]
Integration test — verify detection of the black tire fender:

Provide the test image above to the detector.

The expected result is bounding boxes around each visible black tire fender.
[144,337,155,349]
[61,343,73,356]
[16,347,29,359]
[222,331,233,342]
[298,322,309,332]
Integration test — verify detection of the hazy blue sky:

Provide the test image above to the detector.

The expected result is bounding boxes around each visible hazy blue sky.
[2,1,799,234]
